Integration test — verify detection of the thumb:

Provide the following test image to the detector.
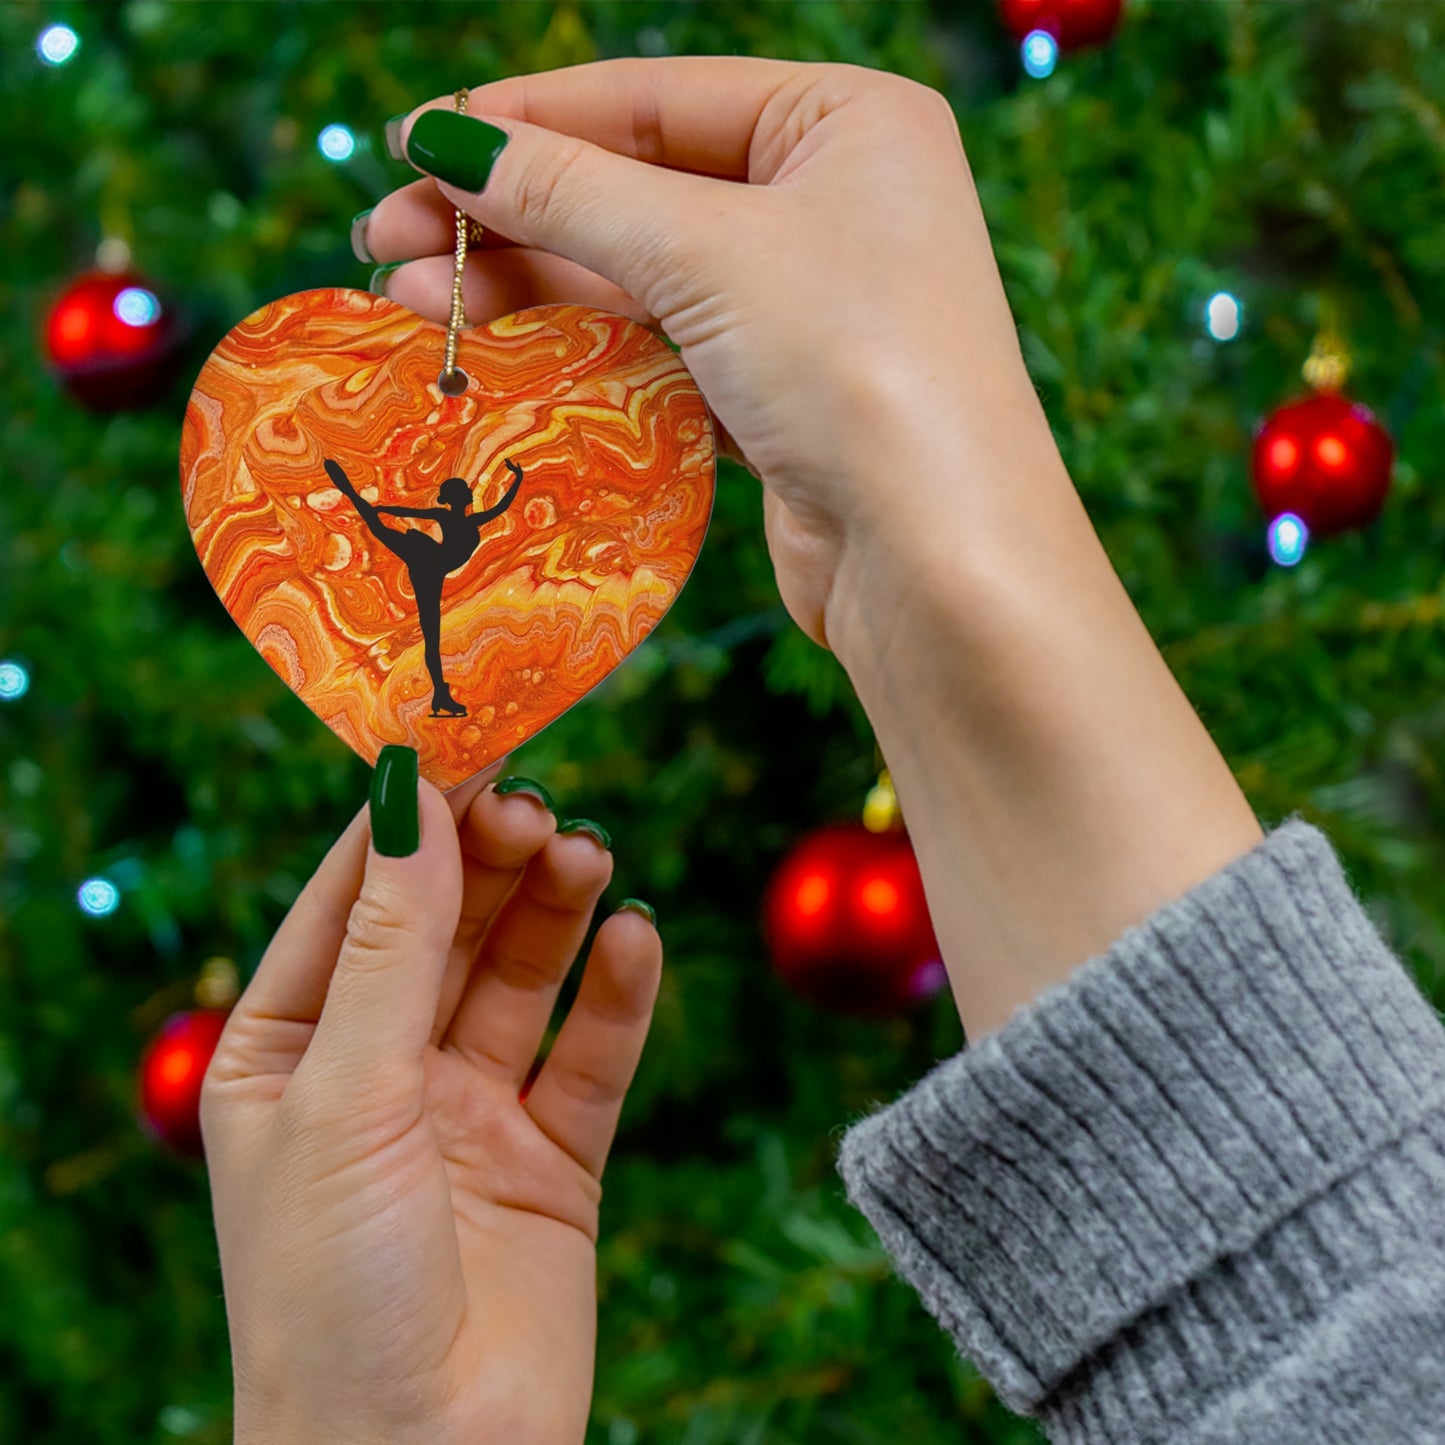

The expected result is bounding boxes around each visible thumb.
[397,106,734,318]
[303,746,463,1089]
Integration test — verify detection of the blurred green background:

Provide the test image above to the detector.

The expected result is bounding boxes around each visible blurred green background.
[2,1,1444,1441]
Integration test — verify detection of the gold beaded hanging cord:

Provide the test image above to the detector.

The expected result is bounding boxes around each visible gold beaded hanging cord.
[438,87,482,396]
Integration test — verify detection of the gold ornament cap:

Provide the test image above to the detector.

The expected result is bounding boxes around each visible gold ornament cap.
[1303,297,1350,392]
[1302,332,1350,392]
[194,956,240,1010]
[863,768,902,833]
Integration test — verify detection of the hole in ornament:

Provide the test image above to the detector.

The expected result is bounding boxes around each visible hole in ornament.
[437,366,470,397]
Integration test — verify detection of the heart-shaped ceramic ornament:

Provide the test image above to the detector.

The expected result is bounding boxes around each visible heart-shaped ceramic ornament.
[180,289,715,789]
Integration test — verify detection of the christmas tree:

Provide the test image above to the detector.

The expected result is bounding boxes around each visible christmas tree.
[2,3,1443,1441]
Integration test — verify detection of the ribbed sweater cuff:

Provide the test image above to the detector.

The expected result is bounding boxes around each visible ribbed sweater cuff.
[835,819,1445,1430]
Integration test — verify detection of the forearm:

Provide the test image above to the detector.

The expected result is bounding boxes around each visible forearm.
[825,377,1262,1040]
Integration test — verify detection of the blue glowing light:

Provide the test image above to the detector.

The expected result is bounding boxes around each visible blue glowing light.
[1022,30,1059,79]
[0,660,29,700]
[318,124,356,162]
[78,877,121,917]
[38,24,79,66]
[1205,291,1242,341]
[114,287,161,328]
[1267,512,1309,567]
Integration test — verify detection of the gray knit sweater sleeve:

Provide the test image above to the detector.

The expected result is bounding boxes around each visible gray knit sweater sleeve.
[835,819,1445,1443]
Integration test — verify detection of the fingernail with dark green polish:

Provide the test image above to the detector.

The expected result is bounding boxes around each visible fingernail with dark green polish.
[371,745,419,857]
[617,898,656,926]
[559,818,612,851]
[350,208,375,264]
[493,775,555,812]
[405,110,510,192]
[384,113,409,162]
[368,261,403,297]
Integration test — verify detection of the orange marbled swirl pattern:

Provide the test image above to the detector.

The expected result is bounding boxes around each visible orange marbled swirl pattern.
[180,289,715,789]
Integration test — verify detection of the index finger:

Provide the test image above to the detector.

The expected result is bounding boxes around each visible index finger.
[406,54,811,182]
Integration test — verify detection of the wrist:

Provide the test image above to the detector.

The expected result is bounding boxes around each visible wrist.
[822,402,1262,1039]
[820,342,1076,665]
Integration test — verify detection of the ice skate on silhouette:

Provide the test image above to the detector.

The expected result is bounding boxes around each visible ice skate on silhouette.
[323,456,523,718]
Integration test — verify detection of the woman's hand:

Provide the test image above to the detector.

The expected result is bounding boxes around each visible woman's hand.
[361,58,1262,1043]
[359,56,1047,657]
[201,756,661,1445]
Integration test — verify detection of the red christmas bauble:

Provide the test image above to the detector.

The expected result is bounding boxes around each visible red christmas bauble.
[998,0,1124,49]
[1251,391,1394,537]
[137,1009,230,1157]
[763,822,945,1017]
[44,269,180,410]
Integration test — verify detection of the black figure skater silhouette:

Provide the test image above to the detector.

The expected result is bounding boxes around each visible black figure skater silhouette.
[323,456,523,717]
